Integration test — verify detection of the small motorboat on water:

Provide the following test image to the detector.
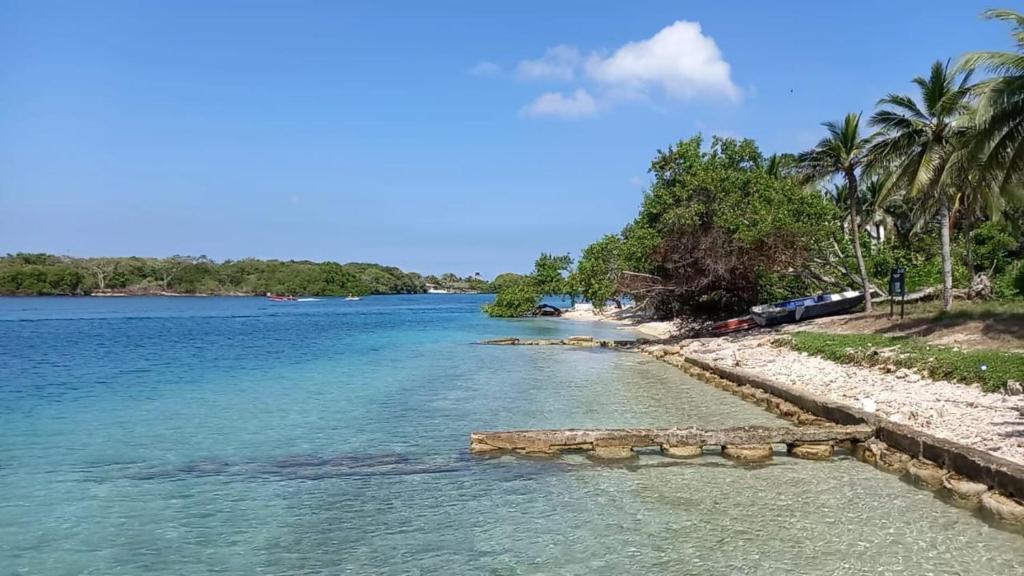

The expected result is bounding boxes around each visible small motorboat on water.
[267,294,297,302]
[750,290,864,327]
[345,295,361,301]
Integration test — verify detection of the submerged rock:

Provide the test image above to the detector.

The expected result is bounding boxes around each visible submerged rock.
[661,444,702,459]
[906,459,945,490]
[855,439,911,473]
[942,473,988,508]
[981,491,1024,525]
[788,443,833,460]
[591,445,635,460]
[877,445,912,474]
[722,444,773,462]
[481,337,520,345]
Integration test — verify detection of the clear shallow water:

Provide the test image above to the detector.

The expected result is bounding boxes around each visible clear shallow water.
[1,295,1022,575]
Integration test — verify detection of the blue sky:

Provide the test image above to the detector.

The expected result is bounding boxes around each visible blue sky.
[0,0,1011,276]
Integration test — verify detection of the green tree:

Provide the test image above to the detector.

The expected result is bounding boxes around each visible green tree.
[867,60,974,310]
[960,9,1024,199]
[0,255,427,296]
[636,136,838,315]
[489,272,525,293]
[569,234,626,310]
[796,113,875,311]
[482,277,540,318]
[531,253,573,296]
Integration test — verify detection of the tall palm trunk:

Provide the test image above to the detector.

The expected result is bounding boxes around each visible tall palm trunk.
[846,170,873,312]
[938,196,954,310]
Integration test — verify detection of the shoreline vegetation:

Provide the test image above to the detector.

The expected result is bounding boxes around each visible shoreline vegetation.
[563,301,1024,462]
[0,253,510,297]
[485,8,1024,331]
[511,17,1024,519]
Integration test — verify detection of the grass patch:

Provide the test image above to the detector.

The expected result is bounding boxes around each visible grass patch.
[778,331,1024,392]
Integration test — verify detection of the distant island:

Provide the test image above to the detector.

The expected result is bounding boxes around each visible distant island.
[0,253,514,297]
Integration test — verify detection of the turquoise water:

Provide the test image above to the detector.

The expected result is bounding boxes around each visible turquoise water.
[1,295,1022,575]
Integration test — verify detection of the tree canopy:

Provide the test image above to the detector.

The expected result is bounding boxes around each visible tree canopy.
[0,254,431,296]
[564,136,840,316]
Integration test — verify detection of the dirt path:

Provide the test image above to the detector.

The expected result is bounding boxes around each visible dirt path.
[795,308,1024,352]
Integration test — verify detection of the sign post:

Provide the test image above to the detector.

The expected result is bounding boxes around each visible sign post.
[889,265,906,320]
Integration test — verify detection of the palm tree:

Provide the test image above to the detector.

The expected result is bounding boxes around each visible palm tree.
[796,113,874,311]
[765,153,798,179]
[859,177,903,246]
[959,9,1024,199]
[941,126,1013,277]
[825,177,906,253]
[866,60,973,310]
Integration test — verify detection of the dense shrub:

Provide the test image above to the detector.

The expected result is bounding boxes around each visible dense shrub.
[482,280,540,318]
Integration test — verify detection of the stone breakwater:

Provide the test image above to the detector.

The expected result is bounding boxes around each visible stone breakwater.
[478,336,641,348]
[679,333,1024,463]
[469,425,874,462]
[642,340,1024,531]
[478,335,1024,530]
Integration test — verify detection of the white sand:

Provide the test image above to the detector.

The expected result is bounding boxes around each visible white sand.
[561,304,676,339]
[676,332,1024,465]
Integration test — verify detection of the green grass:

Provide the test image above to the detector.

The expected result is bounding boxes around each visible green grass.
[778,332,1024,392]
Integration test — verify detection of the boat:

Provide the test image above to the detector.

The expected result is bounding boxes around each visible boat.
[750,290,864,327]
[708,315,759,335]
[266,294,296,302]
[426,288,451,294]
[345,295,361,301]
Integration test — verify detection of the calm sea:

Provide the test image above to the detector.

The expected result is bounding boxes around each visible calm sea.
[1,295,1022,575]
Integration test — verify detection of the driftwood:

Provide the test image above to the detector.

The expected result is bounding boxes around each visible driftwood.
[872,286,969,304]
[470,425,875,454]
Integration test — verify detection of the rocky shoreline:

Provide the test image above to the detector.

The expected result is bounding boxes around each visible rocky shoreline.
[481,329,1024,530]
[556,306,1024,466]
[674,332,1024,465]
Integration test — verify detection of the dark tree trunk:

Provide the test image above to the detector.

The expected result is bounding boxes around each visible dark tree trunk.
[938,196,954,311]
[846,170,873,312]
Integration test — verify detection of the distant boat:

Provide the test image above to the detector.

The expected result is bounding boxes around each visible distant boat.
[267,294,296,302]
[750,290,864,327]
[345,295,361,301]
[426,288,451,294]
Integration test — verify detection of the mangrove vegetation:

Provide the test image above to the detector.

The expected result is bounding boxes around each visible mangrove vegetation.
[0,254,499,297]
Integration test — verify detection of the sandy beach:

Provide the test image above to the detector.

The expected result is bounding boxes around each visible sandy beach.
[560,304,677,339]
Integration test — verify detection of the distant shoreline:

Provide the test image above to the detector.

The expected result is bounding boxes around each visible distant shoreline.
[0,291,489,298]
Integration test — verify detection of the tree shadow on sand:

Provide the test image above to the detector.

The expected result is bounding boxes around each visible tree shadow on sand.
[867,309,1024,342]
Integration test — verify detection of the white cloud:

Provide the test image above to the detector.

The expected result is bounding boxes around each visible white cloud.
[585,21,739,102]
[516,45,580,81]
[522,89,598,119]
[470,61,500,77]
